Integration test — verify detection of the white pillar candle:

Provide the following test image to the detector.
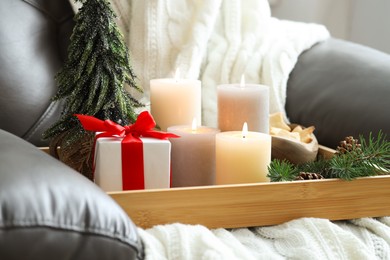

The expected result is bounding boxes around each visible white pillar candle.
[216,123,271,185]
[217,76,269,133]
[168,120,220,187]
[150,72,201,131]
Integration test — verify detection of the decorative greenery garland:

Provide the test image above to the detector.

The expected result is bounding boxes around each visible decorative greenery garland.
[268,131,390,182]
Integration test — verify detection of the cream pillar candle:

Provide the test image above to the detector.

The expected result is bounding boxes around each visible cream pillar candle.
[216,123,271,185]
[168,120,220,187]
[150,72,201,131]
[217,76,269,133]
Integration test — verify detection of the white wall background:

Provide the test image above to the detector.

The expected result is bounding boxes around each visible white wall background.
[269,0,390,54]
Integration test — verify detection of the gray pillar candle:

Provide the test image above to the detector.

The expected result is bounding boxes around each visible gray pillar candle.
[217,78,269,133]
[168,123,220,187]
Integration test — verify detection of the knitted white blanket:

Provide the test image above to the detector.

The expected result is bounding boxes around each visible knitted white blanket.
[128,0,330,125]
[139,217,390,259]
[70,0,329,124]
[67,2,389,258]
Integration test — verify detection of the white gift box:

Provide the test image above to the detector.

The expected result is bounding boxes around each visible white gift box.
[94,137,171,192]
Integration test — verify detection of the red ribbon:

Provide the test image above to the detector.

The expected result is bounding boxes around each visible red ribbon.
[75,111,179,190]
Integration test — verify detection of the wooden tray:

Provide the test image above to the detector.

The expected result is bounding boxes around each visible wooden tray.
[40,146,390,229]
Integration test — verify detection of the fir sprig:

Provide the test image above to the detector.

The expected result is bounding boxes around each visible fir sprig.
[298,159,331,178]
[360,131,390,170]
[267,160,299,182]
[268,131,390,181]
[328,131,390,180]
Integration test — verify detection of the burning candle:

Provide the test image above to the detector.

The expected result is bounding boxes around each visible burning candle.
[216,122,271,185]
[217,75,269,133]
[168,118,220,187]
[150,69,201,131]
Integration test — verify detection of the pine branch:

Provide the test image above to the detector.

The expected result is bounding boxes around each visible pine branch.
[328,131,390,179]
[267,160,299,182]
[360,131,390,170]
[268,131,390,182]
[327,153,374,180]
[297,159,332,178]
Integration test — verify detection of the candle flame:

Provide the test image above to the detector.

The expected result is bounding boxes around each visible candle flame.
[191,118,197,132]
[242,122,248,138]
[174,68,181,82]
[240,74,245,88]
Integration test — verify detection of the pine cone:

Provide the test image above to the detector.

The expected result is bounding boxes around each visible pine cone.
[336,136,362,155]
[295,172,324,180]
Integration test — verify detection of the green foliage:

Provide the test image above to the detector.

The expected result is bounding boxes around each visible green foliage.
[43,0,143,141]
[328,131,390,180]
[268,131,390,182]
[267,159,299,182]
[297,159,331,178]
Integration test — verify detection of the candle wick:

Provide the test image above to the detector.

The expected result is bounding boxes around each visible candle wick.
[174,68,180,83]
[240,74,245,88]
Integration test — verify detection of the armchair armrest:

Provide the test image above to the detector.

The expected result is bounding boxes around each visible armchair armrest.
[0,129,143,259]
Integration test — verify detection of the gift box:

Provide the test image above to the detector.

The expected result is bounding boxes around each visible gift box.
[94,137,171,192]
[75,111,179,192]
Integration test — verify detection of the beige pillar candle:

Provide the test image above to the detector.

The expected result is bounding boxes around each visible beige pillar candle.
[218,76,269,133]
[216,123,271,185]
[150,72,201,131]
[168,120,220,187]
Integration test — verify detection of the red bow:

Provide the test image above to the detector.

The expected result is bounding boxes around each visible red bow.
[75,111,179,190]
[75,111,179,142]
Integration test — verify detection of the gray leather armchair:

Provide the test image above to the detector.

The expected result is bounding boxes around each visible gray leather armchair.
[0,0,71,147]
[1,0,389,259]
[0,129,143,259]
[0,1,143,259]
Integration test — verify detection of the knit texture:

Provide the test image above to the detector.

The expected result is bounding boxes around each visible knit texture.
[139,218,390,259]
[128,0,330,125]
[69,0,330,124]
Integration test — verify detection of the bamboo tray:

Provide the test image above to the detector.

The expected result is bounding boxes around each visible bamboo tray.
[40,146,390,229]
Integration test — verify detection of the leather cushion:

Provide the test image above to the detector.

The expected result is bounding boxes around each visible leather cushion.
[0,0,74,146]
[0,129,143,260]
[286,38,390,148]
